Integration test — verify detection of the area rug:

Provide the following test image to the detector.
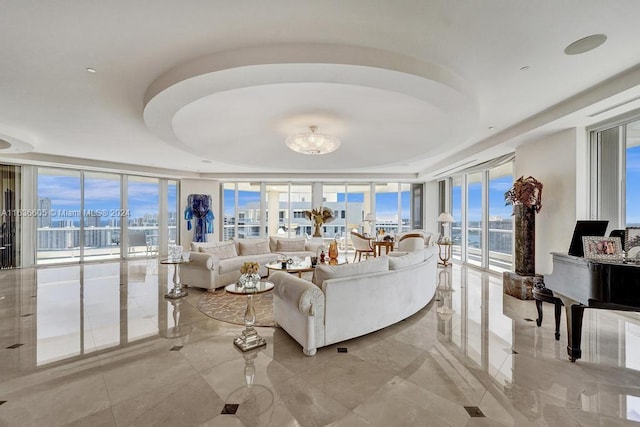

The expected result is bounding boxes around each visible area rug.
[196,288,276,327]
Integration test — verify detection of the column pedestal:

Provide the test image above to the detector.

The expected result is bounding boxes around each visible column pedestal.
[502,271,543,300]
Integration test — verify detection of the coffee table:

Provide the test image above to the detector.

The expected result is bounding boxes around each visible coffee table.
[265,259,314,278]
[225,281,274,351]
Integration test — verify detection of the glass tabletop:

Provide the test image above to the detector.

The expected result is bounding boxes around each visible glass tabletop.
[225,281,274,295]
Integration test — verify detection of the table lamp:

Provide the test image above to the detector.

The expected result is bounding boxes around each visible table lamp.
[437,212,454,242]
[363,213,376,236]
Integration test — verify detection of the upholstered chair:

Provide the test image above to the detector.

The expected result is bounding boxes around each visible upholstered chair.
[397,233,425,252]
[350,231,374,262]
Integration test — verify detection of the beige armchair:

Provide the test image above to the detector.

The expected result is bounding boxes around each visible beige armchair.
[397,233,425,252]
[350,231,374,262]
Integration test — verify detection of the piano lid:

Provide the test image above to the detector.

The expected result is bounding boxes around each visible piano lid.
[568,220,608,257]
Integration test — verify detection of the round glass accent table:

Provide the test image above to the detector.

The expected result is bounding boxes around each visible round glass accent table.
[160,258,190,299]
[225,281,274,351]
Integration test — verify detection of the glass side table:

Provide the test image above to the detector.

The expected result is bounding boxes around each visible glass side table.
[161,258,190,299]
[225,281,275,351]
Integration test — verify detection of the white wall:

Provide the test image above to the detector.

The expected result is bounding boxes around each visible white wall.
[515,128,578,275]
[424,180,440,235]
[180,179,220,247]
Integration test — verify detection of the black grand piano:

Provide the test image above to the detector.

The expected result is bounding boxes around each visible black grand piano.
[544,221,640,362]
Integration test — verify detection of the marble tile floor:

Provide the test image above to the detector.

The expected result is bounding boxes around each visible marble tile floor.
[1,259,640,426]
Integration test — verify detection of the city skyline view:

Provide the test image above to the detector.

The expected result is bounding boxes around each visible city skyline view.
[37,173,177,226]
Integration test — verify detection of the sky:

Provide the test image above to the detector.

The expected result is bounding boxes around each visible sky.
[452,174,513,222]
[627,145,640,225]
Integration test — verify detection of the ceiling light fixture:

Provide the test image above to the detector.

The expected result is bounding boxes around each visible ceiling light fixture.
[285,126,341,155]
[86,67,96,73]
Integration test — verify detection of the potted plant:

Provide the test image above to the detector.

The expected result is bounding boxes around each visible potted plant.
[505,176,543,276]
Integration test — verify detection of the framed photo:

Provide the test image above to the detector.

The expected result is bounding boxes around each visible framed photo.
[625,227,640,260]
[582,236,623,261]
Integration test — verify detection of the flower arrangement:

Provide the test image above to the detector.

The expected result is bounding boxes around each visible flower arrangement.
[504,176,543,213]
[304,207,336,237]
[239,261,260,288]
[240,261,260,275]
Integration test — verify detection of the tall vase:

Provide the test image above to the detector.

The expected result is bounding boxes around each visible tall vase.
[514,204,535,276]
[328,240,339,264]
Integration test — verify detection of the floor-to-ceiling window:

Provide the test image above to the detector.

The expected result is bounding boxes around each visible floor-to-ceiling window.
[451,176,463,261]
[444,157,514,271]
[220,181,421,249]
[288,184,312,237]
[346,184,369,251]
[37,168,82,264]
[222,183,237,240]
[238,183,262,238]
[590,116,640,232]
[626,120,640,227]
[466,172,483,267]
[488,163,513,271]
[83,172,121,261]
[321,184,347,241]
[167,180,178,247]
[127,176,159,258]
[373,183,414,236]
[37,167,174,264]
[399,183,411,233]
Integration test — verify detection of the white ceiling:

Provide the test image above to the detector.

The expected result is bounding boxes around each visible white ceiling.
[2,1,640,180]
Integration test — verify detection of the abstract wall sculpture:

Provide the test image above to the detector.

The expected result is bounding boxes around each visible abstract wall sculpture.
[184,194,214,242]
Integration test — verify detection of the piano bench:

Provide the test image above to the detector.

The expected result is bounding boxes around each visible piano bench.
[532,285,564,340]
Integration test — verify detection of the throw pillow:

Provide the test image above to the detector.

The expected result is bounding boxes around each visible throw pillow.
[199,240,237,259]
[268,236,279,253]
[276,239,306,252]
[388,250,425,270]
[313,256,389,286]
[238,239,270,256]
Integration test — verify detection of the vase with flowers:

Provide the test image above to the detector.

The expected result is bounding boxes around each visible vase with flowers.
[504,175,543,277]
[239,261,261,289]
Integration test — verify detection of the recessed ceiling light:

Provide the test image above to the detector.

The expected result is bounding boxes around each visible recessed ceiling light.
[86,67,96,73]
[520,66,530,71]
[564,34,607,55]
[488,126,494,130]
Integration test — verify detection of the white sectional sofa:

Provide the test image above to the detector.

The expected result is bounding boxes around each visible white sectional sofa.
[271,245,438,356]
[180,236,325,291]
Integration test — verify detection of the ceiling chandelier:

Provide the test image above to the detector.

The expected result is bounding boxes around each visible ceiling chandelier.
[285,126,341,155]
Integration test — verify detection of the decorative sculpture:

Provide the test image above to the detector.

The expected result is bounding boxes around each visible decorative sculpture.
[304,207,335,237]
[184,194,214,242]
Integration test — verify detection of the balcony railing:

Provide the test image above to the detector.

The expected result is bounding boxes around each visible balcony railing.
[37,226,176,263]
[451,226,513,271]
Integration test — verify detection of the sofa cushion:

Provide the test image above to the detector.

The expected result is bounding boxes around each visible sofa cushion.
[269,236,306,252]
[277,239,306,252]
[388,250,425,270]
[190,241,218,252]
[313,256,389,286]
[198,240,237,260]
[238,239,271,256]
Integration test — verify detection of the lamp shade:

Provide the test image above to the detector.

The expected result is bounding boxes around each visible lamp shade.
[364,213,376,222]
[437,212,454,222]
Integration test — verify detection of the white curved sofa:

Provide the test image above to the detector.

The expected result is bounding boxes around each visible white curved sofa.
[271,245,438,356]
